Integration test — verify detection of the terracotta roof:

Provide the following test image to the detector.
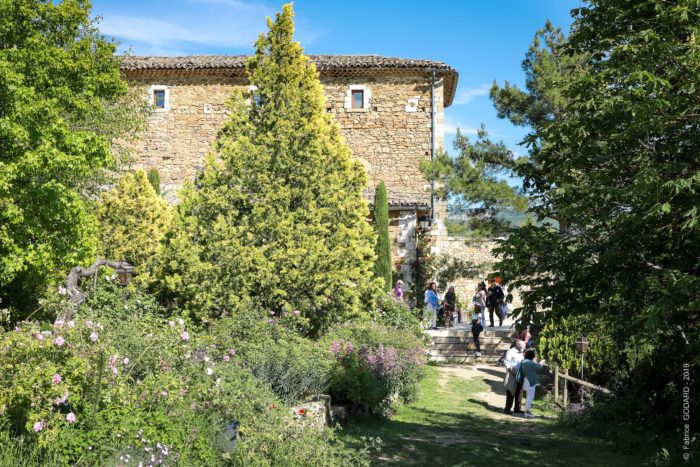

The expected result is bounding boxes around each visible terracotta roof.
[120,54,459,106]
[364,190,431,211]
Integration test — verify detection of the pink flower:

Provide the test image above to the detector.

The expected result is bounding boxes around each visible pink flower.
[86,320,93,327]
[54,320,64,327]
[35,333,44,341]
[33,421,45,432]
[228,348,236,356]
[269,310,276,316]
[181,331,190,341]
[54,391,69,405]
[89,332,99,342]
[52,374,62,384]
[293,310,300,316]
[66,412,76,424]
[58,286,67,295]
[267,319,276,325]
[123,357,130,365]
[223,355,230,362]
[67,320,75,328]
[54,336,65,347]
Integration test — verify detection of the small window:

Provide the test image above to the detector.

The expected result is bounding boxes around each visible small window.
[351,90,364,109]
[153,90,166,109]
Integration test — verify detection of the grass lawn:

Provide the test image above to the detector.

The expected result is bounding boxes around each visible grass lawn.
[338,365,646,466]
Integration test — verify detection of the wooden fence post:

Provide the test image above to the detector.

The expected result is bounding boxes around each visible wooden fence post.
[554,366,559,403]
[563,369,569,407]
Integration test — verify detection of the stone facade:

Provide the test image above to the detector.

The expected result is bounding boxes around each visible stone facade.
[120,55,457,288]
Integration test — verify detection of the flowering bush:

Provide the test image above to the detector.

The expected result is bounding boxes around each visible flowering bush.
[0,311,367,465]
[323,323,426,417]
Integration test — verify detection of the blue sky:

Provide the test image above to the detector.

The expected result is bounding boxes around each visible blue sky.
[92,0,581,158]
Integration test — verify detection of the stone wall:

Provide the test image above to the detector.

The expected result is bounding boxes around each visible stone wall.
[433,236,522,309]
[123,72,444,208]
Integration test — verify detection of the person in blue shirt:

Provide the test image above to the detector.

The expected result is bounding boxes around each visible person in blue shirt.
[424,282,439,329]
[517,349,546,418]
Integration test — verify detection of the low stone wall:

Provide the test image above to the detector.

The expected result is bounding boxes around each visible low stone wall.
[432,236,522,309]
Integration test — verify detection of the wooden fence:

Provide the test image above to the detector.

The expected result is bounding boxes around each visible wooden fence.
[553,366,611,407]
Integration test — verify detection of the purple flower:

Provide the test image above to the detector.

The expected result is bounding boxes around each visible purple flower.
[54,320,64,327]
[52,374,62,384]
[123,357,130,365]
[293,310,300,316]
[35,333,44,341]
[66,412,76,424]
[269,310,276,316]
[345,342,354,353]
[181,331,190,341]
[54,336,65,347]
[223,355,230,362]
[54,391,69,405]
[89,332,99,342]
[228,348,236,356]
[330,341,342,355]
[33,421,45,432]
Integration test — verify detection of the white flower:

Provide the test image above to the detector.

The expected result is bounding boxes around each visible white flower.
[177,318,184,326]
[123,357,130,365]
[89,332,99,342]
[206,367,213,376]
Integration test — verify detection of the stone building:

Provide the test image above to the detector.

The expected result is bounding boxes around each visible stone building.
[120,55,458,287]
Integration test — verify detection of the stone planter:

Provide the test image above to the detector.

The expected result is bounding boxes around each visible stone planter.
[289,395,331,430]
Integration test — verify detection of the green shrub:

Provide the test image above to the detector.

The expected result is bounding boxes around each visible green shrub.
[322,322,425,416]
[147,168,161,195]
[230,320,334,404]
[96,170,172,287]
[374,294,424,339]
[373,181,392,292]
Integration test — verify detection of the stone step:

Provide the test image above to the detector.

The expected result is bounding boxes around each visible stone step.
[428,346,508,356]
[426,328,514,339]
[430,342,511,352]
[430,336,512,345]
[429,355,503,364]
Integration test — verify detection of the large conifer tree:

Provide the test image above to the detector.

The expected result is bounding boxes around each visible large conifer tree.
[161,4,378,335]
[373,182,392,292]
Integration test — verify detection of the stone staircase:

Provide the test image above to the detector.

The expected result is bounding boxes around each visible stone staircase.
[426,325,515,364]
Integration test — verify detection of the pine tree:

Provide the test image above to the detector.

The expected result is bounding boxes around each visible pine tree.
[373,182,392,292]
[161,4,378,335]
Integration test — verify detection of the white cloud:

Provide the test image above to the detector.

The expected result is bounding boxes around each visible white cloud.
[453,83,491,105]
[98,1,290,54]
[443,119,479,136]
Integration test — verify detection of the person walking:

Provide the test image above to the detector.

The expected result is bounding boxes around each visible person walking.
[504,340,525,414]
[424,282,439,329]
[517,349,545,418]
[393,280,404,302]
[474,282,487,327]
[443,286,456,328]
[487,279,505,327]
[471,304,484,357]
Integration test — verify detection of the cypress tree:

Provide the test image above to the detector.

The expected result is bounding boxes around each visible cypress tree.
[161,4,378,335]
[147,168,161,195]
[373,182,392,292]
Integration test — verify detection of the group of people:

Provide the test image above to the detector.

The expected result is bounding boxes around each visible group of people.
[396,278,546,418]
[419,278,508,335]
[503,340,545,419]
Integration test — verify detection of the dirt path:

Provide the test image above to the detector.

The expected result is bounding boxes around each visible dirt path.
[437,364,530,422]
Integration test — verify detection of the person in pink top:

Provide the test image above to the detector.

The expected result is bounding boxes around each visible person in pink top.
[393,280,404,302]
